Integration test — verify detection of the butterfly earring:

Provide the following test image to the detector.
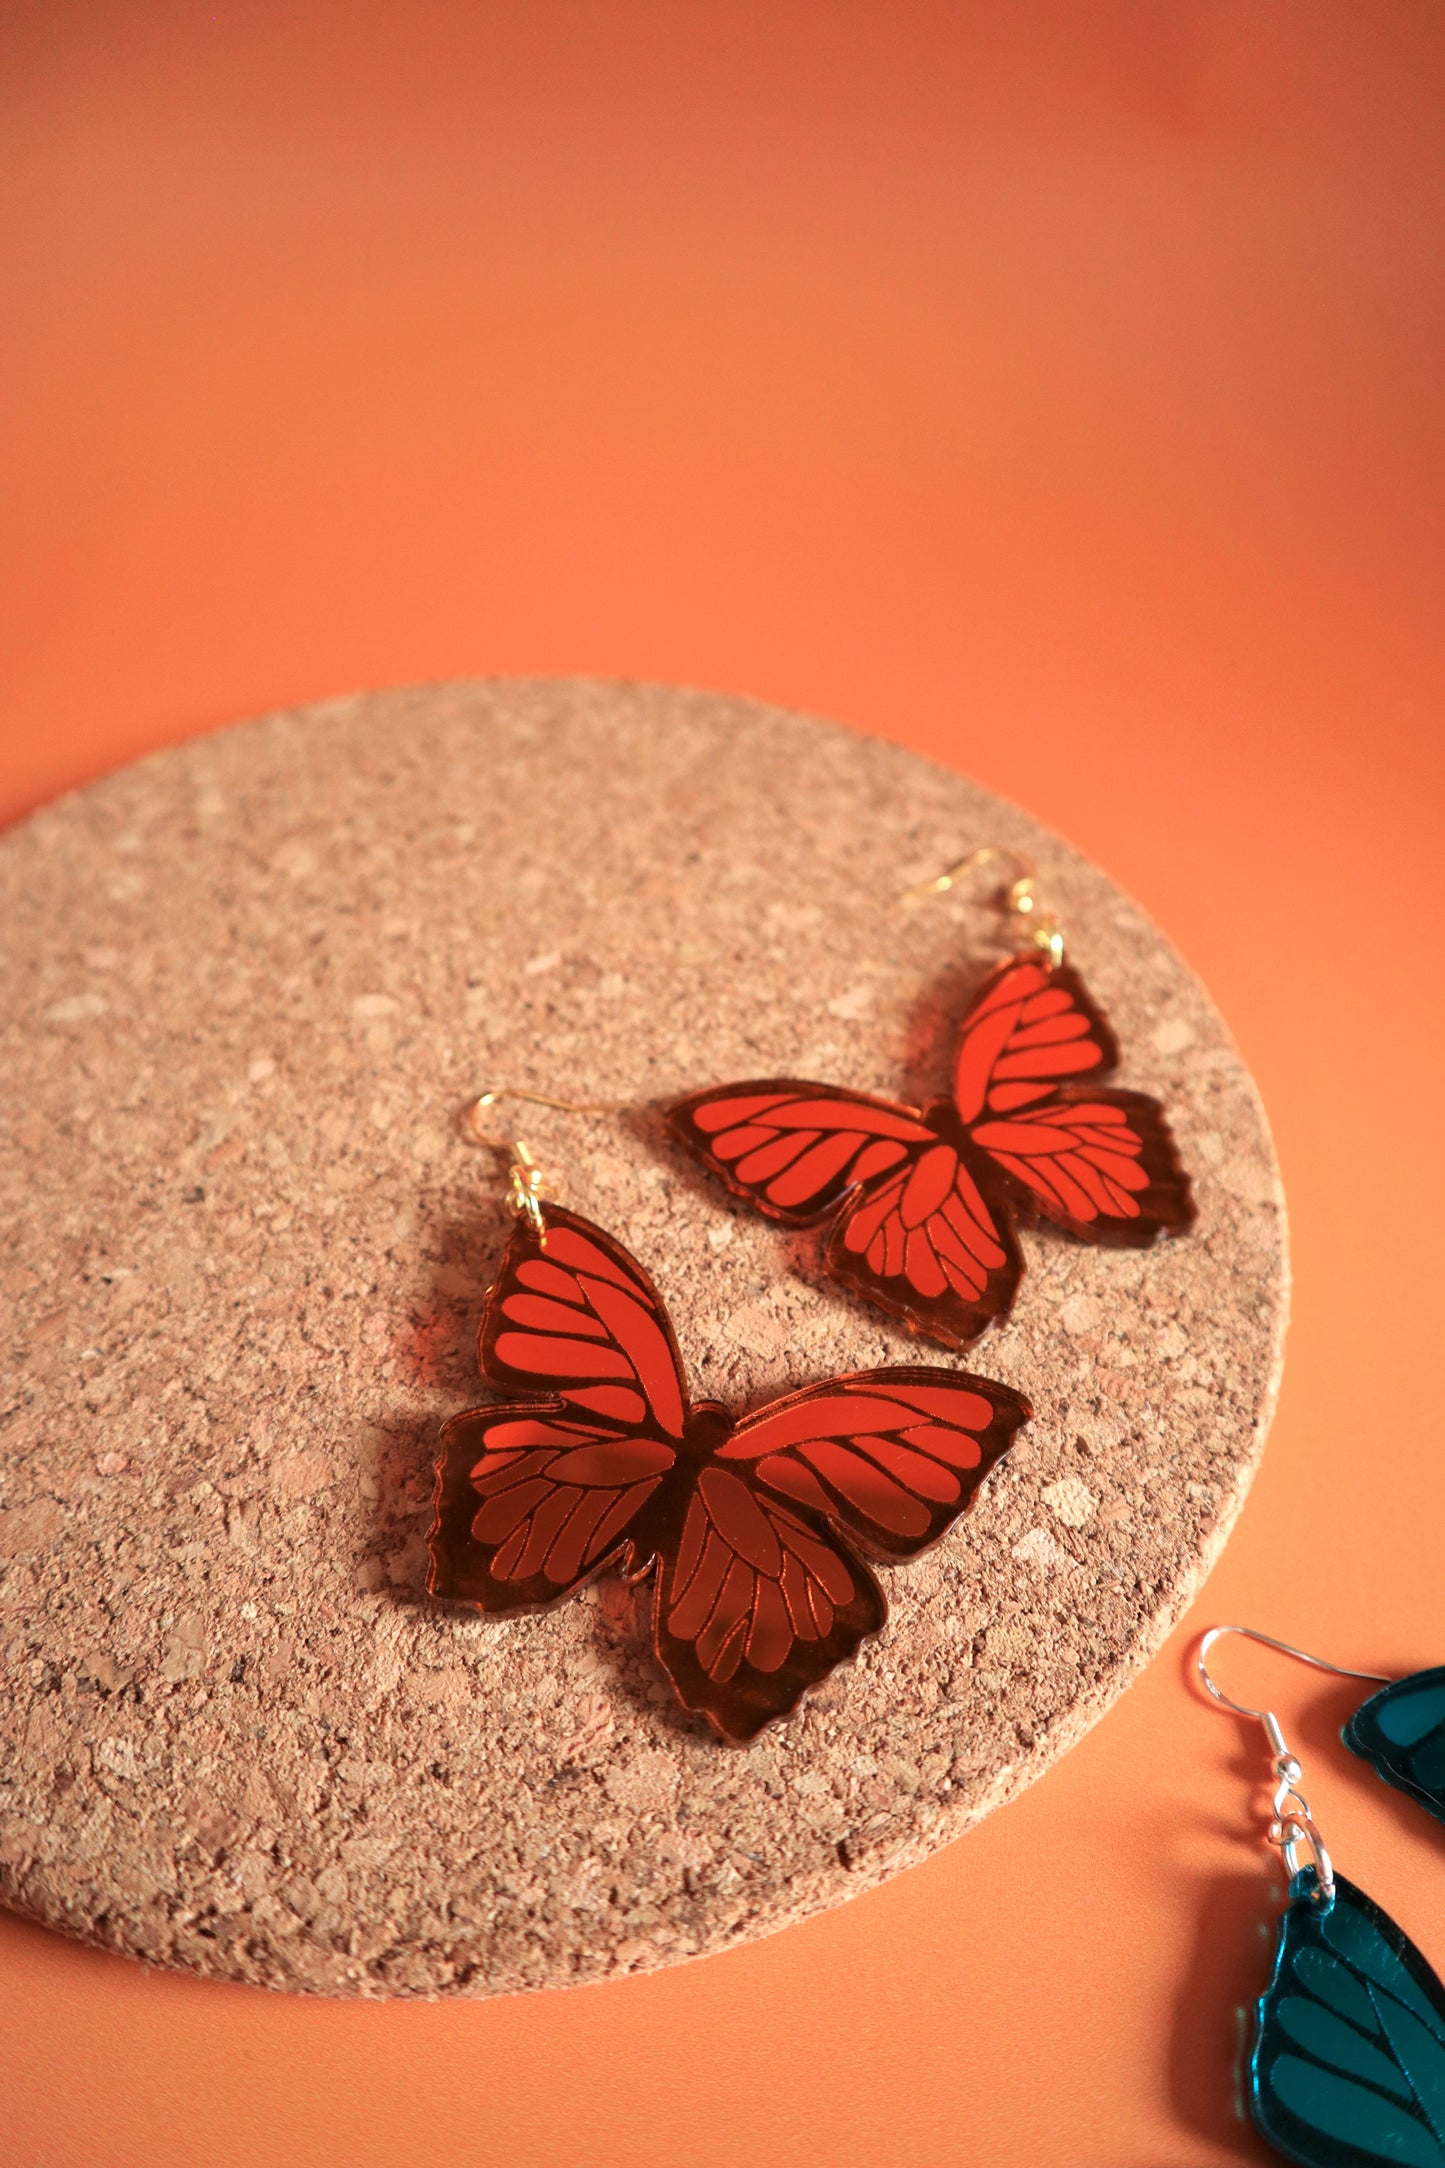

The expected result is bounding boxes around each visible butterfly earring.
[427,1092,1031,1743]
[668,846,1195,1351]
[1344,1666,1445,1828]
[1197,1626,1445,2167]
[1201,1625,1445,1832]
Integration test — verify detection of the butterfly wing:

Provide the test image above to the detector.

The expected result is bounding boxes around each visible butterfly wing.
[1343,1668,1445,1829]
[954,956,1194,1244]
[1251,1869,1445,2167]
[428,1206,688,1611]
[477,1206,690,1435]
[667,1079,935,1224]
[954,955,1119,1112]
[430,1405,677,1610]
[825,1137,1022,1348]
[652,1368,1029,1741]
[723,1366,1030,1560]
[651,1473,886,1745]
[668,1080,1020,1347]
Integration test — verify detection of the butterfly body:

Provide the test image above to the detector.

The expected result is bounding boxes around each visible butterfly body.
[429,1206,1029,1741]
[669,953,1195,1348]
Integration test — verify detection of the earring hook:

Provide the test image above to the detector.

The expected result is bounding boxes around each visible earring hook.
[902,845,1065,967]
[466,1088,624,1242]
[470,1087,621,1127]
[903,844,1027,902]
[1197,1627,1391,1908]
[1197,1625,1390,1724]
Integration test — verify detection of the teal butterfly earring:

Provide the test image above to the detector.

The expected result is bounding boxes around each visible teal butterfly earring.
[1343,1668,1445,1830]
[1197,1625,1445,2168]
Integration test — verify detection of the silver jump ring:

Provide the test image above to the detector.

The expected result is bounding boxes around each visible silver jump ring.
[1279,1815,1336,1904]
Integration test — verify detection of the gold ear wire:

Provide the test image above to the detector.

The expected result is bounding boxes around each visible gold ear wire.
[903,845,1065,967]
[471,1088,621,1123]
[466,1088,623,1241]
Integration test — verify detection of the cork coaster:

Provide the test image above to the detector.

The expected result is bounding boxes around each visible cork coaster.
[0,679,1286,1998]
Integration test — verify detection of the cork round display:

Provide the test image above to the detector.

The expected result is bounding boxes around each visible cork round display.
[0,679,1287,1998]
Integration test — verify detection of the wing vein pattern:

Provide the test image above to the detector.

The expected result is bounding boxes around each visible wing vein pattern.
[430,1209,1029,1740]
[668,954,1194,1347]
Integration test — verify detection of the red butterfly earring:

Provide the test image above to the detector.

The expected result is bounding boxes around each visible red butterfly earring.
[428,1094,1031,1744]
[668,848,1195,1351]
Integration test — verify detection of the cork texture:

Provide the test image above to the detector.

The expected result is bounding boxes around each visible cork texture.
[0,678,1287,1997]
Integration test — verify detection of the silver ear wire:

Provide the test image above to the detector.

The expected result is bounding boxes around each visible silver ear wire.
[1197,1624,1389,1717]
[1196,1627,1391,1907]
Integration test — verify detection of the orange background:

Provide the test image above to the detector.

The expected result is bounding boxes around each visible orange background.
[2,6,1443,2163]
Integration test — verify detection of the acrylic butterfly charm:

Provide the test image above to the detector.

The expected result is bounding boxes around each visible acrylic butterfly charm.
[1251,1868,1445,2167]
[428,1205,1029,1741]
[668,953,1195,1349]
[1344,1669,1445,1831]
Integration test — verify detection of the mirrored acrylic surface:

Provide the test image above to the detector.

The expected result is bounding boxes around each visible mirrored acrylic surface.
[1251,1868,1445,2166]
[1344,1669,1445,1830]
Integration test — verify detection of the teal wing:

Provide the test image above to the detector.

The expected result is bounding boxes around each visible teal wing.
[1251,1869,1445,2166]
[1344,1669,1445,1830]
